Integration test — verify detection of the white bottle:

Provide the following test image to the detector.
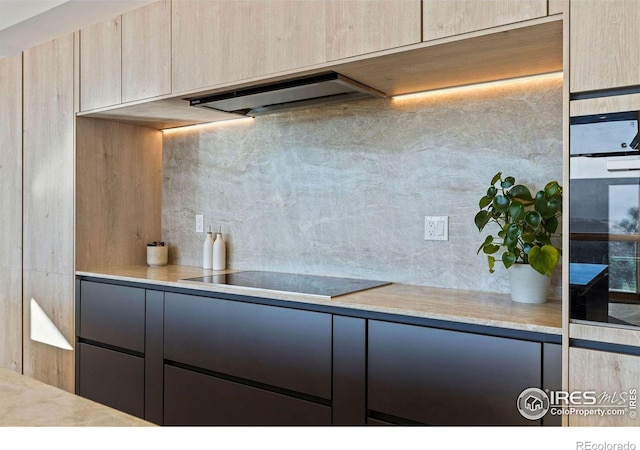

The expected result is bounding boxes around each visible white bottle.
[213,228,226,270]
[203,229,214,270]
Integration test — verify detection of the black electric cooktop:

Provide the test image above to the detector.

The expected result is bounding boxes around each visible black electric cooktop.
[182,271,390,298]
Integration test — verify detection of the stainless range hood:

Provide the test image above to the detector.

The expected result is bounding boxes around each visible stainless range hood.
[189,72,385,117]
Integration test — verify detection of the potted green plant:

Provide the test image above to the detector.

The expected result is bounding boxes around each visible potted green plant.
[475,172,562,303]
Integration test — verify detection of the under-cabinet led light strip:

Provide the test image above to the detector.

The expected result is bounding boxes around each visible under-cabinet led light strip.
[391,71,563,101]
[161,116,255,133]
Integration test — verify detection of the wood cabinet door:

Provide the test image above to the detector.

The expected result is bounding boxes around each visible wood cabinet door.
[423,0,547,41]
[326,0,421,61]
[23,33,76,391]
[570,0,640,93]
[0,53,22,373]
[122,0,171,103]
[80,16,122,111]
[171,0,326,93]
[569,347,640,426]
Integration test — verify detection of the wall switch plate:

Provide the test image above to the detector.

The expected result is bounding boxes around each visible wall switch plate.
[424,216,448,241]
[195,214,204,233]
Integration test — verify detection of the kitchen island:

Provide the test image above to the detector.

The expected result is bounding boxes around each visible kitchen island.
[0,367,153,426]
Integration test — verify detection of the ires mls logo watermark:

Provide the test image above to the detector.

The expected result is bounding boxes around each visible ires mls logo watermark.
[517,387,638,420]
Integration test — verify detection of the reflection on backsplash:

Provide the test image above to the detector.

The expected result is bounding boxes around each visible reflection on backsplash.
[162,76,563,296]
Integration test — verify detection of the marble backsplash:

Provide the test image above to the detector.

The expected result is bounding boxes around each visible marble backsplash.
[162,75,563,296]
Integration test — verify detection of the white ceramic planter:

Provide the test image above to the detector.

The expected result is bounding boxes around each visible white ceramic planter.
[508,263,551,304]
[147,245,168,267]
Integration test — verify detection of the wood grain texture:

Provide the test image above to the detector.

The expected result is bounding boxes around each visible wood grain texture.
[0,53,22,373]
[570,0,640,93]
[326,0,420,61]
[80,16,122,111]
[75,118,162,271]
[570,94,640,117]
[23,34,76,391]
[570,323,640,348]
[548,0,565,15]
[423,0,547,41]
[569,347,640,426]
[80,97,245,130]
[171,0,326,93]
[334,17,562,95]
[122,0,171,103]
[76,265,563,335]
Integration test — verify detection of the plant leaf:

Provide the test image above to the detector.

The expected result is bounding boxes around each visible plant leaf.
[506,223,521,239]
[528,245,560,277]
[509,202,525,222]
[545,216,559,234]
[508,185,533,202]
[488,255,496,273]
[501,178,514,189]
[535,198,561,218]
[492,195,510,213]
[536,233,552,246]
[502,252,516,268]
[483,244,500,255]
[474,210,491,231]
[487,186,497,199]
[524,211,542,230]
[544,181,562,197]
[479,195,491,209]
[491,172,502,186]
[521,232,536,243]
[477,235,493,254]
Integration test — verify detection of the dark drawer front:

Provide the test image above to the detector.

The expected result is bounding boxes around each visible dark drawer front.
[368,320,542,426]
[164,365,332,426]
[77,343,144,418]
[79,281,145,352]
[164,293,332,399]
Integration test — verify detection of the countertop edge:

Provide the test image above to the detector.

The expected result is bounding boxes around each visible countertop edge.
[76,267,562,336]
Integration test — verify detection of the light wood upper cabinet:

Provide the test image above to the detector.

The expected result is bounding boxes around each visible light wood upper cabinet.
[569,347,640,426]
[80,16,121,111]
[423,0,547,41]
[23,33,76,392]
[80,1,171,111]
[122,0,171,103]
[570,0,640,93]
[172,0,326,94]
[0,53,23,374]
[326,0,421,61]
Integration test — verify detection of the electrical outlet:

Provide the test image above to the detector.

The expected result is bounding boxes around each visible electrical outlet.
[424,216,448,241]
[195,214,204,233]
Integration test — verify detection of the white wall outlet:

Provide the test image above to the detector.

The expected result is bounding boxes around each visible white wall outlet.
[424,216,449,241]
[195,214,204,233]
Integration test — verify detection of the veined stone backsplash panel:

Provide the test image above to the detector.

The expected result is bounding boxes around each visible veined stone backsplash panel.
[162,76,563,296]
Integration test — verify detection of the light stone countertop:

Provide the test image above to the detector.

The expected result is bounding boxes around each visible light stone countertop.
[77,265,562,335]
[0,368,154,426]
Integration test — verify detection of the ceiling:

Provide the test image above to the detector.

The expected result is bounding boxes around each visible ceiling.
[0,0,156,58]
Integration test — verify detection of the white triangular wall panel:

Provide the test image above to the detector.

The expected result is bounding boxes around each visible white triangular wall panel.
[30,298,73,350]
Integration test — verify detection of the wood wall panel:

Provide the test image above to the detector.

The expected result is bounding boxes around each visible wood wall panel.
[23,33,76,391]
[122,0,171,103]
[423,0,547,41]
[0,53,23,373]
[80,16,122,111]
[569,347,640,426]
[75,117,162,271]
[326,0,421,61]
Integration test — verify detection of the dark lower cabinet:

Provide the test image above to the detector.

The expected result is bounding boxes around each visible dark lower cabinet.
[163,365,332,426]
[368,320,543,426]
[76,277,562,427]
[77,342,144,418]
